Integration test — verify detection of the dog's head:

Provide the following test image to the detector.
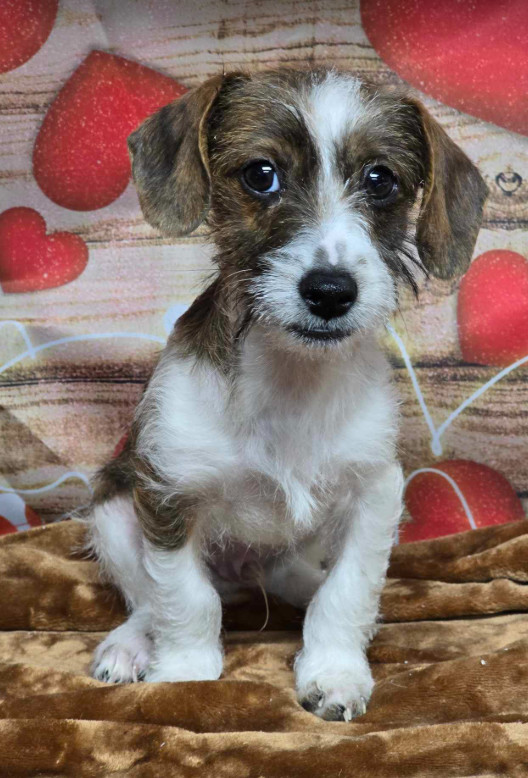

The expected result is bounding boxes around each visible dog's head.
[129,69,487,349]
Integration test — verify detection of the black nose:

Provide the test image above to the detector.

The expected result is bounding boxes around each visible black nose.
[299,270,358,320]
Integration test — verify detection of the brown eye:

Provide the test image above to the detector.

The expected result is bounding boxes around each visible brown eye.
[364,165,398,201]
[242,160,280,194]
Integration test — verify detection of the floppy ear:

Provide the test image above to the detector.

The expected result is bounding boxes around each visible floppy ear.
[127,74,226,237]
[409,99,488,279]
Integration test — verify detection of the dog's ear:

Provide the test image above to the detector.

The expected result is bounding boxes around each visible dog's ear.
[408,99,488,279]
[128,73,232,236]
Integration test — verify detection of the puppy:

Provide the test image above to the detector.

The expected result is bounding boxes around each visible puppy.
[86,68,486,721]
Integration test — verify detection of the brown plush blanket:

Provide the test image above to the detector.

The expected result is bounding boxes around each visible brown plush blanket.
[2,520,528,777]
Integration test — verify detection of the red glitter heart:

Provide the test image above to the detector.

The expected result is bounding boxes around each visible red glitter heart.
[33,51,186,211]
[0,207,88,293]
[361,0,528,136]
[0,0,58,74]
[457,250,528,366]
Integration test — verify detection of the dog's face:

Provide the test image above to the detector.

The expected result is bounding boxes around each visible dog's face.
[129,70,487,349]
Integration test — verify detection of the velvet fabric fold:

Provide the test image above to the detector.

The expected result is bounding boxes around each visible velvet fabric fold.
[1,520,528,776]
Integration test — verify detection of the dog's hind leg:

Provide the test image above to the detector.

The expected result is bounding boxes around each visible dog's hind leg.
[265,548,327,609]
[88,494,154,683]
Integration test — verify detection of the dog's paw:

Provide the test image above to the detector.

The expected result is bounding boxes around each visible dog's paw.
[145,645,223,683]
[92,632,152,684]
[295,651,374,721]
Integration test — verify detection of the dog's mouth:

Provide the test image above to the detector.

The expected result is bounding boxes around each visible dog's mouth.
[288,325,352,343]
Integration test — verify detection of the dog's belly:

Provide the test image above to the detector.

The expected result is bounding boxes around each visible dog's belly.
[206,538,279,584]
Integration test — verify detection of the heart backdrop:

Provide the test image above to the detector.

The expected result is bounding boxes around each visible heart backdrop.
[0,0,58,74]
[33,51,186,211]
[0,207,88,293]
[361,0,528,136]
[0,3,526,542]
[457,250,528,367]
[0,493,43,535]
[401,460,525,543]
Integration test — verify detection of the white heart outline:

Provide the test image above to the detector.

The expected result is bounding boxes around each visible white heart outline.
[387,324,528,456]
[0,492,34,531]
[404,467,476,530]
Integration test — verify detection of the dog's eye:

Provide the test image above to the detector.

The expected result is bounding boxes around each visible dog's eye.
[363,166,398,202]
[242,161,280,195]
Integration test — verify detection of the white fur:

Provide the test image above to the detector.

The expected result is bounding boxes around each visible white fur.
[142,537,223,682]
[89,73,406,718]
[251,218,396,342]
[294,462,403,719]
[92,606,153,684]
[89,496,149,610]
[306,71,364,200]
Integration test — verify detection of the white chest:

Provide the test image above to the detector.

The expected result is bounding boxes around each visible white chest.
[142,331,398,546]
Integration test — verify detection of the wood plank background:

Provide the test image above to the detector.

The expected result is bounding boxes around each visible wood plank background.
[0,0,527,522]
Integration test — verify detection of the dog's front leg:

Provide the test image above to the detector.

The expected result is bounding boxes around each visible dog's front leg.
[295,462,403,720]
[142,532,223,683]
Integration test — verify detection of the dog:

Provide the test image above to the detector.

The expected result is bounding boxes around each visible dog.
[85,68,487,721]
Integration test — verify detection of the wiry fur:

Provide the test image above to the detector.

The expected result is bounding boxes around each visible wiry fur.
[85,68,486,721]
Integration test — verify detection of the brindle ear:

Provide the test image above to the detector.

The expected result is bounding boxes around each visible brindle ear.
[127,74,228,236]
[409,99,488,279]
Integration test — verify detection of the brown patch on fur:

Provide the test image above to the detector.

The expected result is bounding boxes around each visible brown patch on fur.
[172,275,234,375]
[336,87,427,290]
[90,435,136,506]
[128,73,245,236]
[336,85,488,284]
[206,69,320,275]
[88,425,190,550]
[132,465,191,551]
[337,87,425,197]
[407,97,489,279]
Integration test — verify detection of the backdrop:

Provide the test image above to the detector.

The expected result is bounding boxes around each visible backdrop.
[0,0,527,540]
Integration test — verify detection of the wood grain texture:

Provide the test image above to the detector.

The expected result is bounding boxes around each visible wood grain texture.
[2,364,526,523]
[1,226,526,378]
[0,0,527,524]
